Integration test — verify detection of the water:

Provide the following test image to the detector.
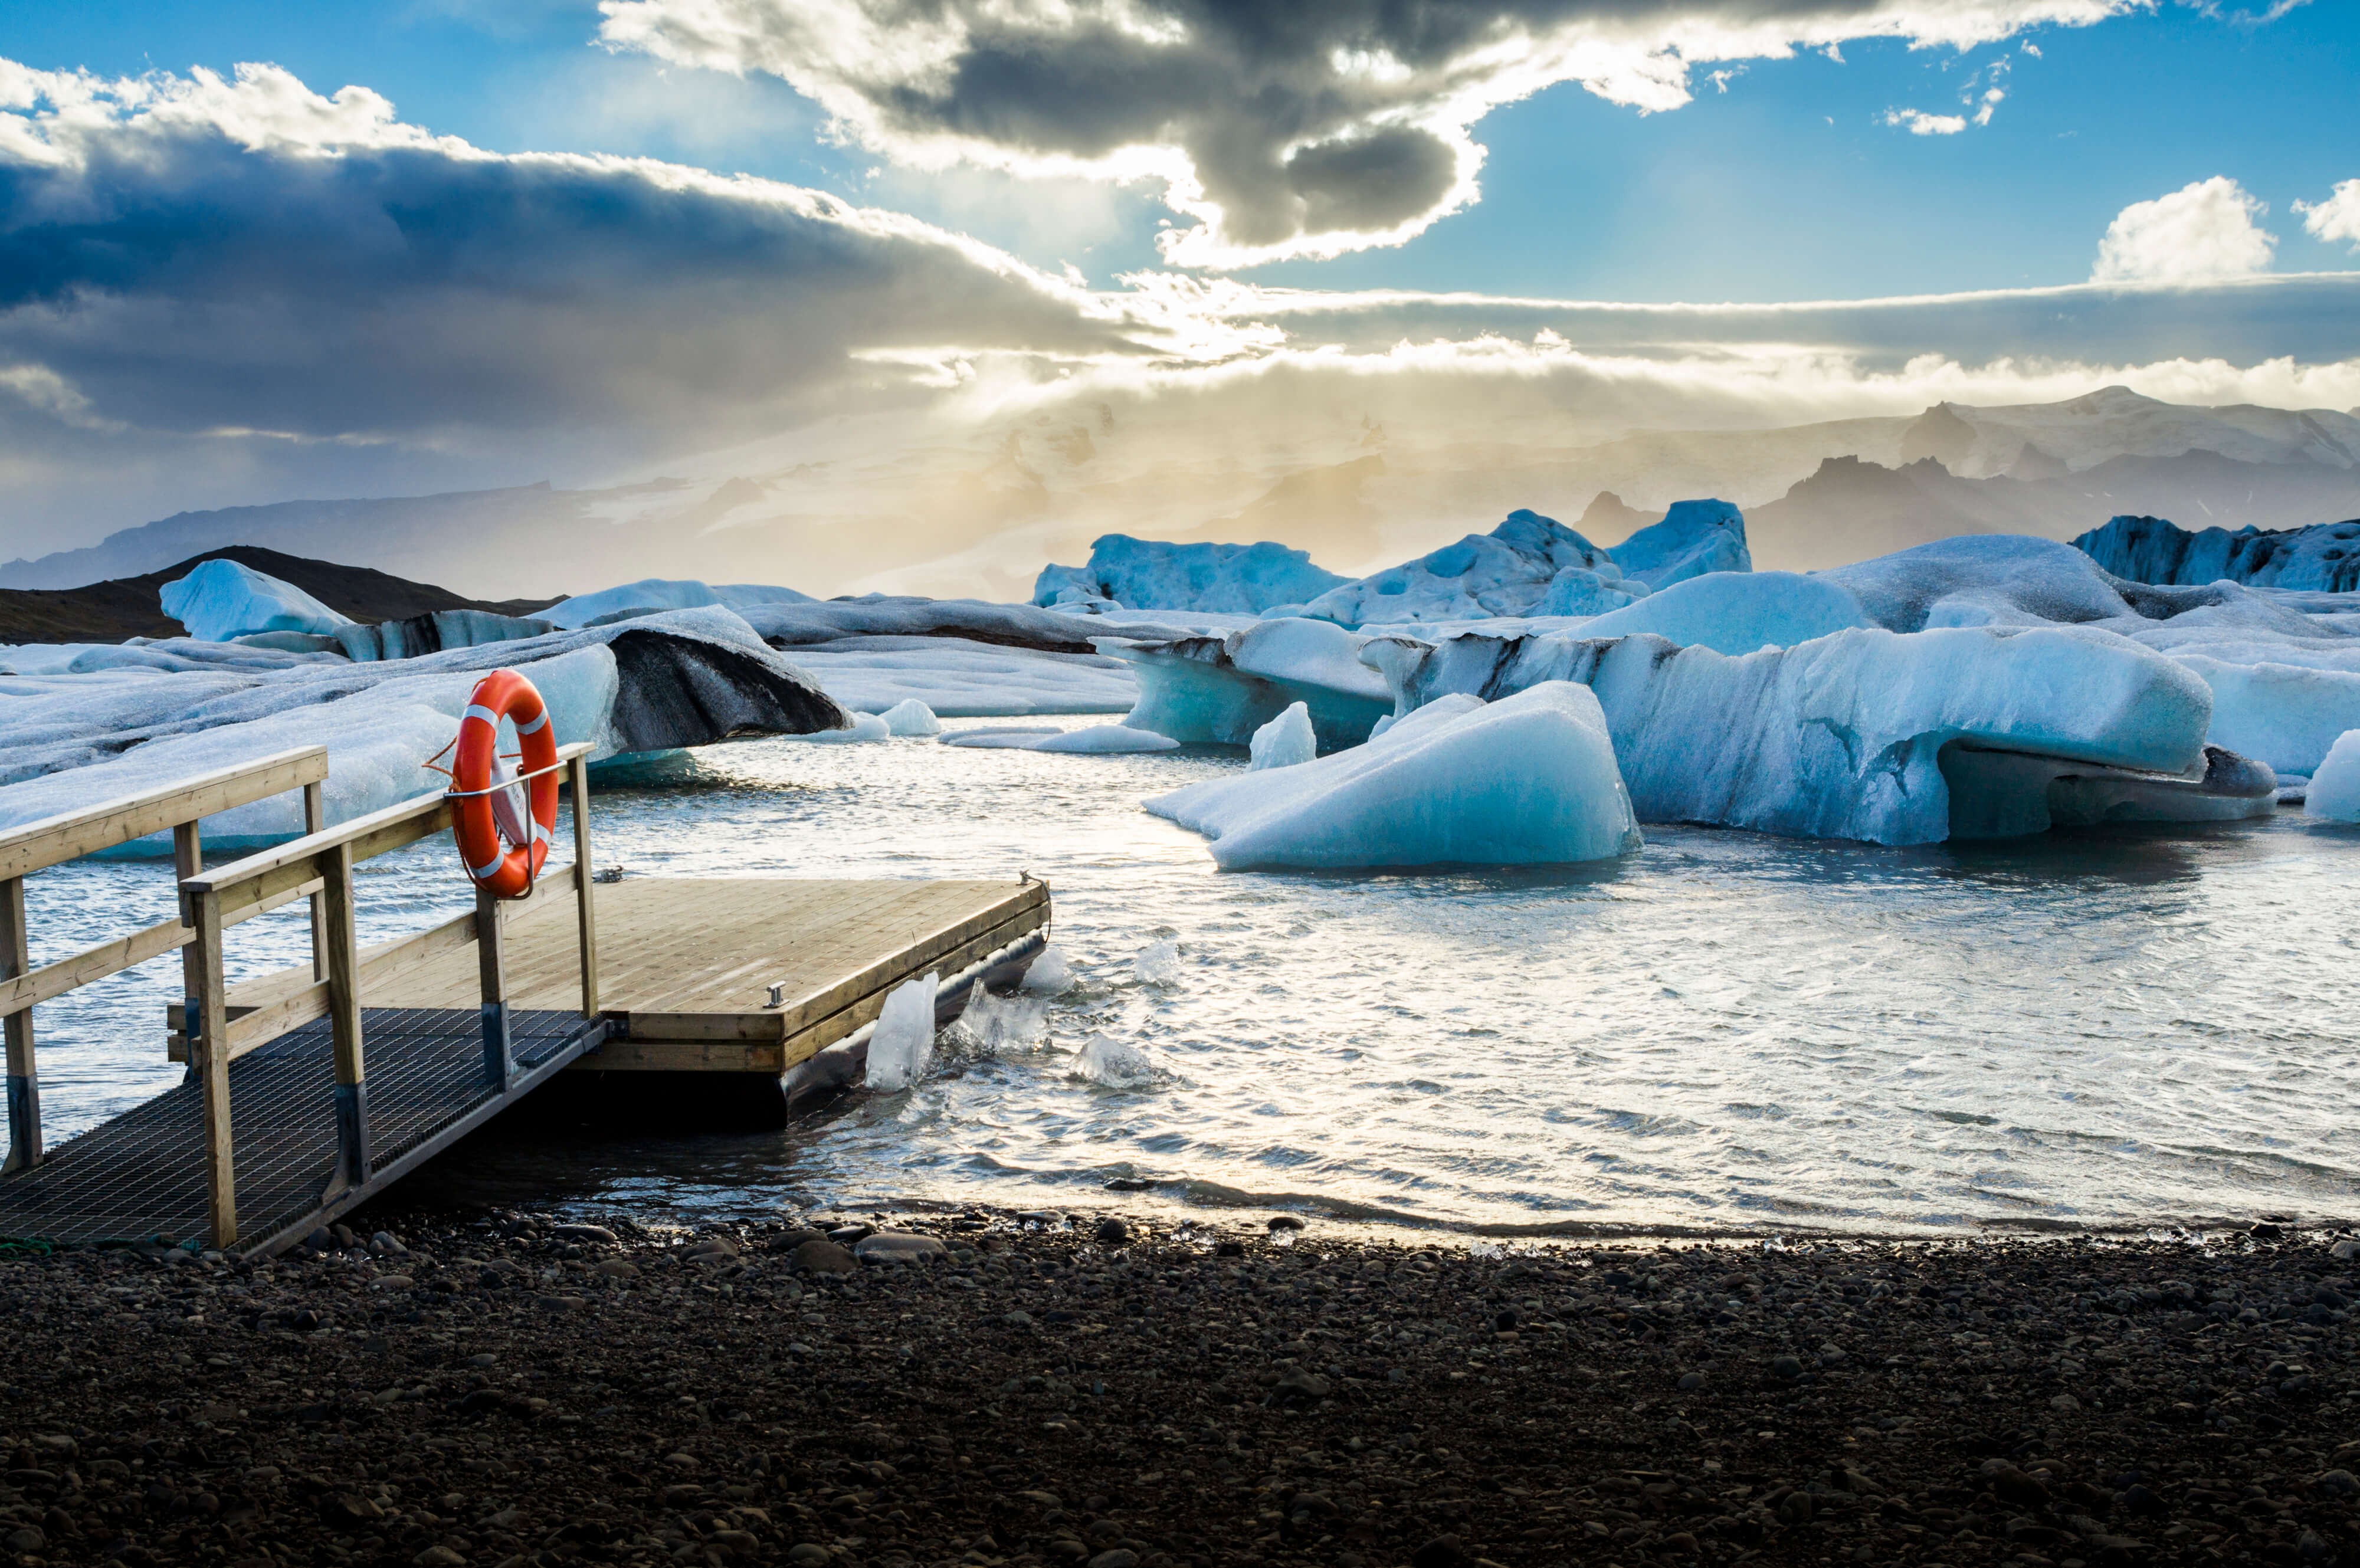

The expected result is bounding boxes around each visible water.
[16,728,2360,1236]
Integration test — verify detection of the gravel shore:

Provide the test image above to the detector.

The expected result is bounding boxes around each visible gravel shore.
[2,1207,2355,1568]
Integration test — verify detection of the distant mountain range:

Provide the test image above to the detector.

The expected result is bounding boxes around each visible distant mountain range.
[5,386,2356,598]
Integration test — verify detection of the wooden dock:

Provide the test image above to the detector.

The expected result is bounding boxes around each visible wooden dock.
[0,744,1048,1257]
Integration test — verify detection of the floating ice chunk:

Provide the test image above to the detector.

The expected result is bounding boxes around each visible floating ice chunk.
[772,637,1139,717]
[543,578,724,629]
[2170,655,2360,776]
[1032,535,1349,614]
[1296,510,1619,627]
[1098,618,1391,749]
[1577,570,1872,654]
[1031,725,1179,753]
[160,559,355,641]
[957,986,1048,1054]
[1019,943,1074,994]
[1133,940,1182,985]
[864,972,940,1091]
[1070,1032,1156,1087]
[1147,681,1641,870]
[879,698,941,736]
[939,724,1064,748]
[1608,498,1752,588]
[779,711,891,743]
[1248,702,1316,770]
[2308,730,2360,821]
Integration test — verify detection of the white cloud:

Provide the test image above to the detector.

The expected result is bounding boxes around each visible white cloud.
[2092,176,2277,284]
[1884,108,1967,135]
[597,0,2144,268]
[2295,179,2360,250]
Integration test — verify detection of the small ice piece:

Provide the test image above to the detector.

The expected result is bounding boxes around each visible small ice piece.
[939,725,1066,749]
[958,986,1048,1054]
[879,697,941,736]
[2309,729,2360,822]
[1147,681,1640,870]
[1018,944,1074,994]
[864,972,940,1091]
[1133,939,1182,985]
[160,559,355,641]
[1248,702,1316,770]
[779,711,891,744]
[1031,724,1179,753]
[1069,1033,1156,1087]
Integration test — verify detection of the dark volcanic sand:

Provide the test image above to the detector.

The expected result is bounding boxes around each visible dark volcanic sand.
[3,1209,2356,1568]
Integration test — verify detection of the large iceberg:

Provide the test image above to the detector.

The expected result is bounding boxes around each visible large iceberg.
[1295,510,1633,628]
[1607,498,1752,588]
[1146,682,1641,870]
[1032,535,1349,614]
[2076,514,2360,593]
[543,578,816,630]
[160,559,355,641]
[336,609,557,662]
[0,607,847,848]
[1576,570,1870,655]
[1363,624,2267,844]
[1095,617,1392,749]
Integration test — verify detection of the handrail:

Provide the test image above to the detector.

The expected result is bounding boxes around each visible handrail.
[0,746,328,882]
[186,742,595,900]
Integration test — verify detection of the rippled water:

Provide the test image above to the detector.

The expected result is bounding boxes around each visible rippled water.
[17,726,2360,1236]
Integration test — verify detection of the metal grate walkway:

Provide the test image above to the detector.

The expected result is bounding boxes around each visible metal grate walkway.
[0,1007,605,1256]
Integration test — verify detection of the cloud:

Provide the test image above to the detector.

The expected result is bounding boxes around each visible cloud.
[1883,108,1967,135]
[2092,176,2277,285]
[2295,179,2360,250]
[597,0,2143,268]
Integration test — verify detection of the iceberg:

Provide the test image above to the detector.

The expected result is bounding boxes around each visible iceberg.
[879,698,942,736]
[1528,568,1644,618]
[777,710,891,743]
[2308,730,2360,822]
[1608,498,1752,588]
[1576,570,1871,655]
[1248,702,1316,770]
[0,607,847,848]
[1069,1032,1156,1087]
[160,558,355,641]
[2075,514,2360,593]
[2172,655,2360,777]
[1296,510,1627,627]
[771,636,1139,717]
[939,724,1176,753]
[336,609,557,662]
[542,578,724,629]
[1146,681,1641,870]
[1097,617,1392,749]
[1364,624,2247,844]
[1032,535,1349,614]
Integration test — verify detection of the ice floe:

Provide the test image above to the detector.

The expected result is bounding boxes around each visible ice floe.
[2308,730,2360,822]
[1033,534,1348,614]
[939,724,1176,753]
[161,559,354,641]
[1147,681,1641,868]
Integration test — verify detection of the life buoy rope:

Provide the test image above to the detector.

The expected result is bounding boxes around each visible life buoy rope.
[443,668,559,900]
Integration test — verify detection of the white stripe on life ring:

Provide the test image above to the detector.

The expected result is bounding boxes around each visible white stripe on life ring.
[514,710,549,734]
[469,852,506,880]
[462,703,503,727]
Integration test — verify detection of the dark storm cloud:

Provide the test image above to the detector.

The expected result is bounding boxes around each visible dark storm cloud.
[600,0,2140,264]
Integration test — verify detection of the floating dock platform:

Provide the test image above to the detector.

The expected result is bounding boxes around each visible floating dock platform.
[0,744,1047,1257]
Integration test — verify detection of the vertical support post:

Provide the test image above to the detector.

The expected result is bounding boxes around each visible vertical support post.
[568,754,599,1020]
[187,886,237,1250]
[322,844,369,1194]
[173,821,202,1085]
[477,886,510,1091]
[303,780,327,983]
[1,876,38,1175]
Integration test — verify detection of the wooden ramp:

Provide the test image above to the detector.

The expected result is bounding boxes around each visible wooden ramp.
[1,744,1050,1257]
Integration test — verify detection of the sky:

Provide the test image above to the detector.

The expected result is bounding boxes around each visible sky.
[1,0,2357,562]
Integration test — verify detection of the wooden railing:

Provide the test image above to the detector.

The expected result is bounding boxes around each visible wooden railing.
[1,747,331,1177]
[178,741,600,1248]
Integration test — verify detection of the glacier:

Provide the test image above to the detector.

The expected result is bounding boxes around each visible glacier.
[160,558,355,642]
[1032,535,1349,614]
[2076,513,2360,593]
[1146,681,1641,870]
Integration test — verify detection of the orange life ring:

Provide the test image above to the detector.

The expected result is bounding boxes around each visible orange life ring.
[450,668,558,900]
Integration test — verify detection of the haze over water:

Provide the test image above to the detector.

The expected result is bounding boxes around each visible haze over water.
[23,728,2359,1236]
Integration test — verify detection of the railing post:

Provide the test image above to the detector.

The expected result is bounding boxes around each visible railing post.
[173,822,202,1084]
[186,885,237,1249]
[321,844,369,1193]
[477,887,510,1090]
[568,754,599,1019]
[303,781,327,983]
[1,876,38,1174]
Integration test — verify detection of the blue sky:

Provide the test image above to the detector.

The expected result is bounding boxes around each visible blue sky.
[6,0,2352,300]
